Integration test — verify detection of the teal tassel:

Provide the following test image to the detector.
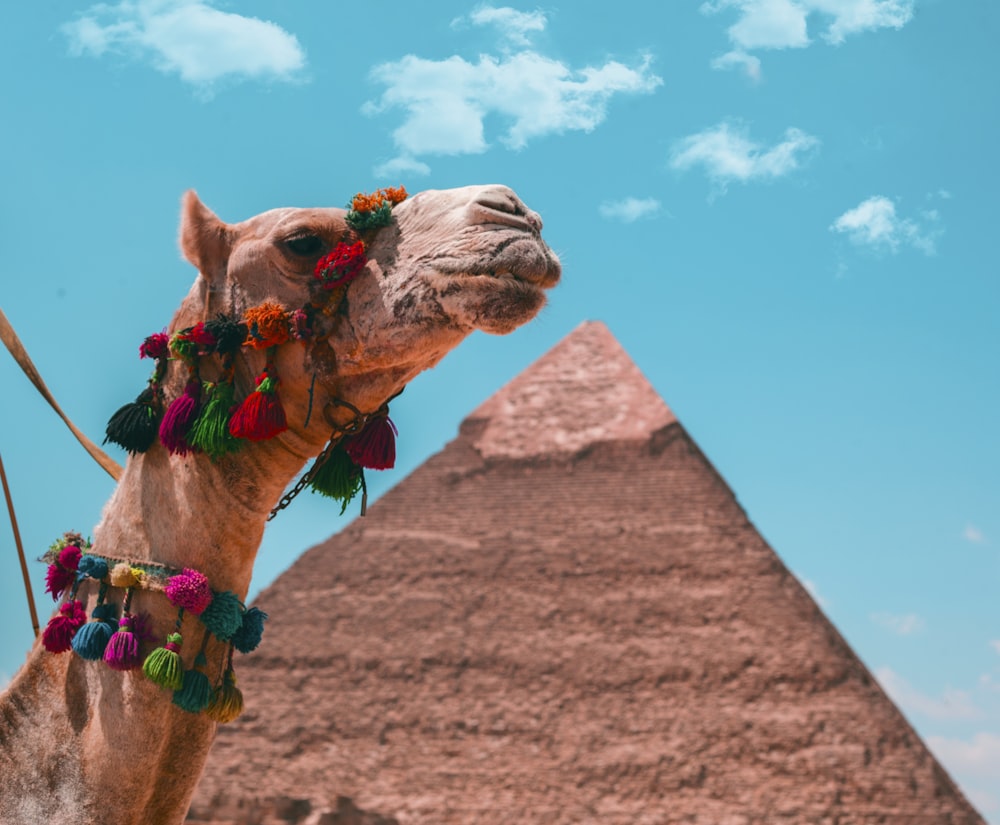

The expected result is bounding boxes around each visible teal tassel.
[173,652,213,714]
[72,602,119,660]
[200,591,243,641]
[231,606,267,654]
[143,632,184,690]
[188,380,243,459]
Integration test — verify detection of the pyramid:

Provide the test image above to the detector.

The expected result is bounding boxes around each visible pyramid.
[189,321,983,825]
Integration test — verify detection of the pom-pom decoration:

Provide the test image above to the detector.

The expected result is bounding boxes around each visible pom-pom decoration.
[76,555,109,582]
[243,302,291,350]
[314,242,367,290]
[231,606,268,654]
[139,332,170,361]
[109,563,140,588]
[345,186,407,232]
[45,544,83,601]
[165,568,213,615]
[159,379,203,456]
[42,599,87,653]
[228,367,287,442]
[202,315,247,355]
[200,591,244,642]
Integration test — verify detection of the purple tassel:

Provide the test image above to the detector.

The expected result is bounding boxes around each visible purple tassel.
[103,614,143,671]
[159,379,202,455]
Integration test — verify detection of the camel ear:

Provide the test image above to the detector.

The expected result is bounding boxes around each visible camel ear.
[179,190,233,281]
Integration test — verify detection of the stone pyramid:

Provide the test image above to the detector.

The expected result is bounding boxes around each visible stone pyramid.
[189,321,983,825]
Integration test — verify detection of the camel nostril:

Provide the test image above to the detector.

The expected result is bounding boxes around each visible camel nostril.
[470,189,538,232]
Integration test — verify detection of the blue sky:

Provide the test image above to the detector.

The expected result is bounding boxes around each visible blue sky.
[1,0,997,815]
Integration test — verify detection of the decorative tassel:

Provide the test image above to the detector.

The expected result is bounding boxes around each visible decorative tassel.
[173,651,213,714]
[72,602,118,660]
[228,367,287,442]
[159,379,202,456]
[109,563,140,588]
[307,447,363,513]
[42,599,87,653]
[45,544,82,600]
[344,414,397,470]
[200,591,244,641]
[231,607,268,654]
[104,386,161,454]
[203,315,247,355]
[205,666,244,724]
[165,568,213,615]
[104,588,143,671]
[243,303,291,350]
[143,631,185,691]
[188,380,243,459]
[76,555,109,582]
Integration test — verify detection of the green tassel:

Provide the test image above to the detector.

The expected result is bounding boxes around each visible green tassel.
[188,381,243,459]
[143,632,184,690]
[204,668,244,723]
[173,652,214,714]
[308,447,362,513]
[200,591,244,641]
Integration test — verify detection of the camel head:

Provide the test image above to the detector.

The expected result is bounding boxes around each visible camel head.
[160,184,560,461]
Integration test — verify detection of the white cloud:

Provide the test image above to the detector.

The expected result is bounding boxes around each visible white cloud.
[702,0,914,73]
[871,611,924,635]
[831,195,941,255]
[670,121,819,191]
[963,524,987,544]
[457,5,548,47]
[599,197,662,223]
[928,733,1000,780]
[711,50,763,81]
[62,0,305,90]
[875,667,981,721]
[366,49,661,171]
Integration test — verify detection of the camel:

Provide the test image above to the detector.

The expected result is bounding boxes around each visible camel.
[0,184,560,825]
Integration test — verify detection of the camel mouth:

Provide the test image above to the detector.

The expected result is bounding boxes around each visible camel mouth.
[441,234,561,291]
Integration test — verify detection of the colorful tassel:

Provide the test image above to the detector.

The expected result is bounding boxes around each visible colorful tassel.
[165,568,213,615]
[109,563,140,588]
[42,599,87,653]
[143,631,184,690]
[188,380,243,459]
[200,591,243,641]
[104,613,143,671]
[204,666,244,723]
[76,555,109,582]
[45,544,82,601]
[159,379,202,456]
[243,303,291,350]
[228,368,287,442]
[104,386,161,454]
[344,414,397,470]
[308,448,363,513]
[231,607,268,654]
[173,651,213,714]
[72,602,118,660]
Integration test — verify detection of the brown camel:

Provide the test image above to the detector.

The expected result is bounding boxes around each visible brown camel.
[0,185,560,825]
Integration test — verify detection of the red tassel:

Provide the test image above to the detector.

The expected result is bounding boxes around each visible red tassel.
[42,599,87,653]
[44,544,82,601]
[229,371,287,441]
[344,415,397,470]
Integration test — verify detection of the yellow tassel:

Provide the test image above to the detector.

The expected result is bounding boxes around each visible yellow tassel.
[204,669,244,723]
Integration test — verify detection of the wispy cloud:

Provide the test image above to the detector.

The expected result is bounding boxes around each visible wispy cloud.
[710,49,762,82]
[928,733,1000,780]
[454,5,548,47]
[831,195,941,255]
[599,197,662,223]
[963,524,987,545]
[990,641,1000,656]
[871,612,924,635]
[670,120,819,192]
[366,10,661,176]
[875,667,981,721]
[62,0,305,92]
[702,0,915,76]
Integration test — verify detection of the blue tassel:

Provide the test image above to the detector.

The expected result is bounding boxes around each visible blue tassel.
[200,591,243,641]
[71,602,119,660]
[173,652,214,714]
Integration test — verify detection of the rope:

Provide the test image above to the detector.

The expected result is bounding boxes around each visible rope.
[0,308,122,481]
[0,451,39,637]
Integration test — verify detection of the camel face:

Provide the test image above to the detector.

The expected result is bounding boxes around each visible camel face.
[180,185,560,410]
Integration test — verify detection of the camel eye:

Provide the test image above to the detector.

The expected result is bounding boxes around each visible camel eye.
[283,234,326,257]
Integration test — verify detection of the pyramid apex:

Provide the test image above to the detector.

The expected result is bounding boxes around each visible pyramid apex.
[468,320,676,459]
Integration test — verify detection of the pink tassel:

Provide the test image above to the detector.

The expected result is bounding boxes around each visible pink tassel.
[44,544,83,601]
[345,415,397,470]
[103,614,143,671]
[159,379,202,455]
[42,600,87,653]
